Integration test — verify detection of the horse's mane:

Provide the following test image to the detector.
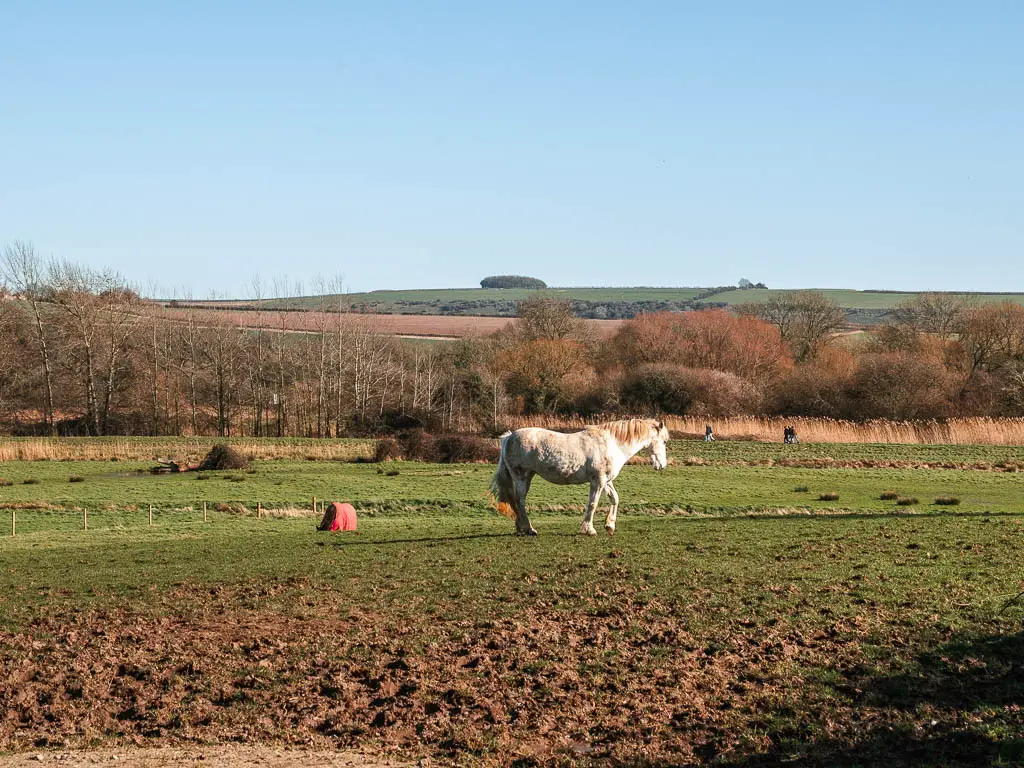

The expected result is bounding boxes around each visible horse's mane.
[596,418,656,446]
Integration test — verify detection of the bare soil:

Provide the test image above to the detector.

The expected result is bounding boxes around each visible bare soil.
[0,745,405,767]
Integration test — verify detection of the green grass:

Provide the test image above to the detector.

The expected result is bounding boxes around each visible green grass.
[1,447,1023,536]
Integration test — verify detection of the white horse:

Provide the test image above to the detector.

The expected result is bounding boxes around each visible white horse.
[490,418,670,536]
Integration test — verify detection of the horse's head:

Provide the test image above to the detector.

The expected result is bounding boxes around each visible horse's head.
[650,420,669,470]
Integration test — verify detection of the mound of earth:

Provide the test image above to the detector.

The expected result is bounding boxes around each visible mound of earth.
[198,444,250,471]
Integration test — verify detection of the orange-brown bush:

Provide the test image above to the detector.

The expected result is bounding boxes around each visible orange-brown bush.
[771,346,855,418]
[613,310,791,381]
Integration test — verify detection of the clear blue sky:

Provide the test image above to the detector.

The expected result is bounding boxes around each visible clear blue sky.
[2,1,1022,297]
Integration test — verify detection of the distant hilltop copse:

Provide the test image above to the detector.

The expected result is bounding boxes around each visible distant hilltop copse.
[480,275,547,289]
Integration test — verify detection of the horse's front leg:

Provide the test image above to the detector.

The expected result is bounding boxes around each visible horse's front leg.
[604,481,619,535]
[580,480,603,536]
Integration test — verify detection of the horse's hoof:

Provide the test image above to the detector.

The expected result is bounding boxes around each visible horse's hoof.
[516,528,538,536]
[605,525,615,536]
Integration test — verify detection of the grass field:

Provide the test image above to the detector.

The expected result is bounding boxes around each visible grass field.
[697,288,1024,310]
[3,445,1024,765]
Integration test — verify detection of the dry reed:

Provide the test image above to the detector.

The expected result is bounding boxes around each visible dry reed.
[504,416,1024,445]
[0,438,376,463]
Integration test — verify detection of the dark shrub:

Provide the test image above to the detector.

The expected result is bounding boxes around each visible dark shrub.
[934,496,960,506]
[620,364,693,415]
[23,478,39,485]
[199,443,250,471]
[793,485,809,493]
[398,430,439,462]
[0,479,12,487]
[375,438,402,462]
[434,435,500,464]
[880,490,899,500]
[818,492,840,501]
[196,473,210,480]
[386,469,400,477]
[68,476,85,483]
[897,496,919,506]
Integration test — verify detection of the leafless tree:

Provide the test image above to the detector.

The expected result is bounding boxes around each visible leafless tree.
[1,241,57,433]
[739,291,846,362]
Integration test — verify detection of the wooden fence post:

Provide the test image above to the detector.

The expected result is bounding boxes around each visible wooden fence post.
[313,496,317,515]
[149,504,153,526]
[203,501,208,522]
[257,501,262,519]
[11,508,14,537]
[84,508,88,531]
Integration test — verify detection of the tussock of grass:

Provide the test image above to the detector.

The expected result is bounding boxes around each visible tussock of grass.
[793,485,809,493]
[0,479,12,487]
[68,476,85,483]
[880,490,899,500]
[818,492,840,501]
[897,496,919,506]
[934,496,961,506]
[215,502,247,514]
[22,478,39,485]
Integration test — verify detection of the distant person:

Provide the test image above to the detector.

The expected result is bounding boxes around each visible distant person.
[784,425,799,444]
[784,426,792,444]
[705,424,714,442]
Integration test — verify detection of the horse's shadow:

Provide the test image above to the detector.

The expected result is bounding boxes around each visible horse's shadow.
[317,530,580,547]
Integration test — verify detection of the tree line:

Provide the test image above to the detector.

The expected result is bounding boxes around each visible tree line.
[2,241,1023,437]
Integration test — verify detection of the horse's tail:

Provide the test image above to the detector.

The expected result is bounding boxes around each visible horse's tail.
[490,431,517,519]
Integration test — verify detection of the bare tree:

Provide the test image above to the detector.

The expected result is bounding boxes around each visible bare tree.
[739,291,846,362]
[515,296,593,343]
[1,241,57,433]
[891,292,971,340]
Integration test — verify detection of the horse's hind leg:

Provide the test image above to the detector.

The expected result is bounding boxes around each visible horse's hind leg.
[580,479,603,536]
[604,481,619,535]
[514,473,537,536]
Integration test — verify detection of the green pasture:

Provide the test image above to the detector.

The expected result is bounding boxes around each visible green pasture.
[702,288,1024,309]
[0,445,1022,536]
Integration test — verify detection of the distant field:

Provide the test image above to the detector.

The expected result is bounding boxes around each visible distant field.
[701,288,1024,310]
[257,286,708,309]
[159,306,626,339]
[174,286,1024,326]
